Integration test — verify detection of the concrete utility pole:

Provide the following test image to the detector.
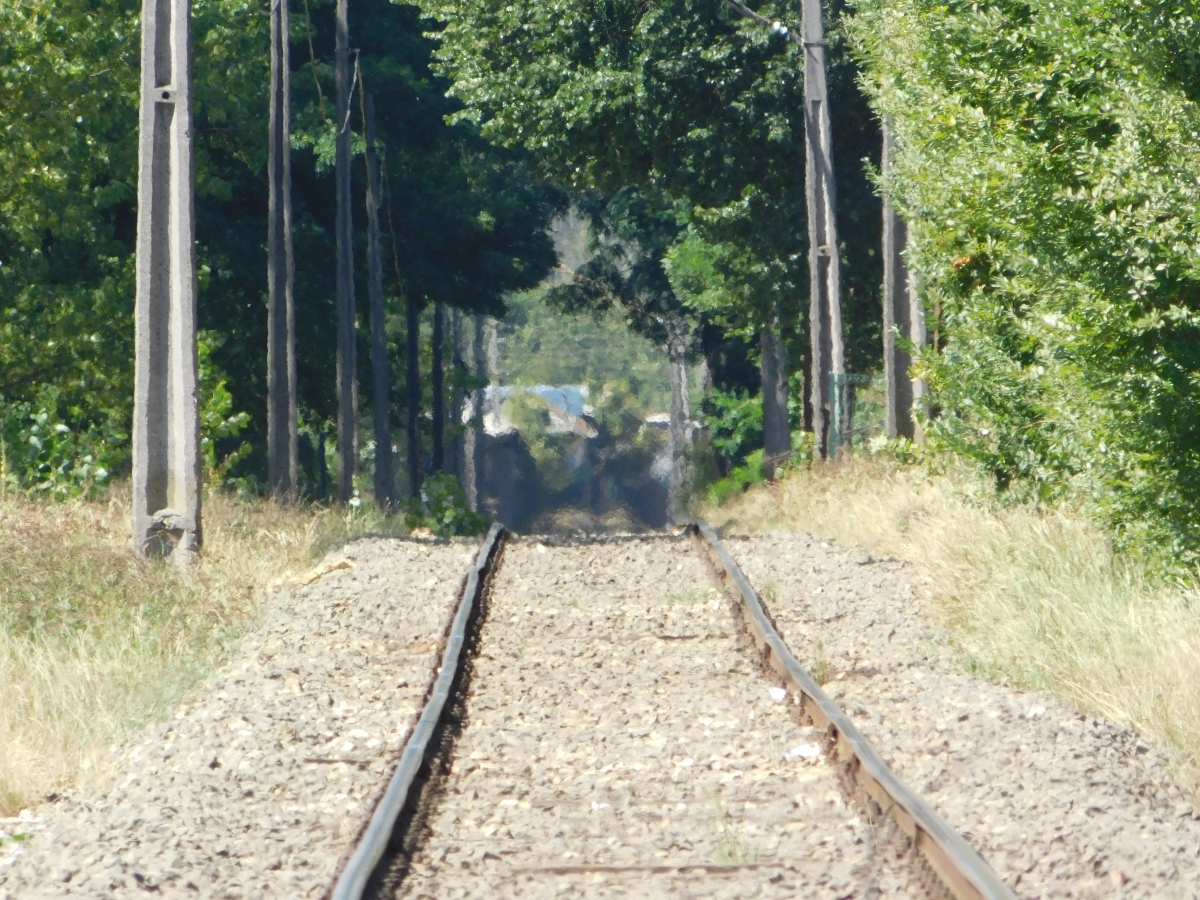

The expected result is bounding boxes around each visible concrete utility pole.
[335,0,357,502]
[363,94,392,509]
[487,318,501,420]
[801,0,843,457]
[133,0,201,560]
[267,0,298,499]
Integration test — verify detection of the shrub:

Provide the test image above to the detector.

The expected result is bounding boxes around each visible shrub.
[405,472,488,538]
[852,0,1200,562]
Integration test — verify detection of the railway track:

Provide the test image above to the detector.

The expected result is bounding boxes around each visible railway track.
[329,524,1016,900]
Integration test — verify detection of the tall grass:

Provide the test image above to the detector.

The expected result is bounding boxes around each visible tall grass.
[0,487,404,814]
[705,458,1200,790]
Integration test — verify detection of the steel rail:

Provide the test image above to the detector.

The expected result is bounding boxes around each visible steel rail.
[691,520,1019,900]
[330,523,506,900]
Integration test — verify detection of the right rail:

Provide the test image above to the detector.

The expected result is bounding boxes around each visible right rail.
[692,519,1018,900]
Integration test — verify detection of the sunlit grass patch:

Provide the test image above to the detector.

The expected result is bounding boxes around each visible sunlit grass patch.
[0,487,405,815]
[705,457,1200,795]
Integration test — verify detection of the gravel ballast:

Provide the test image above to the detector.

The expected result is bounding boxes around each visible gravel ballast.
[390,537,919,899]
[0,537,475,900]
[727,531,1200,899]
[9,524,1192,899]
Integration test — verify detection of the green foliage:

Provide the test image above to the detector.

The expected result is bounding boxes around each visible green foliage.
[0,388,124,499]
[0,0,139,436]
[591,379,660,453]
[0,0,563,498]
[404,472,488,537]
[704,388,763,473]
[423,0,815,340]
[706,448,768,506]
[852,0,1200,560]
[198,333,253,492]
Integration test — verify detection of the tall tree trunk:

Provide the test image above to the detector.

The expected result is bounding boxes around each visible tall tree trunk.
[462,315,485,511]
[449,308,464,480]
[317,430,328,499]
[267,0,297,500]
[406,294,421,497]
[666,315,691,524]
[334,0,356,502]
[882,121,915,440]
[802,0,843,458]
[363,94,392,509]
[431,302,445,471]
[760,304,790,480]
[487,319,501,419]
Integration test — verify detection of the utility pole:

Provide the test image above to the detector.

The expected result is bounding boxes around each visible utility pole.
[133,0,201,560]
[335,0,357,502]
[801,0,843,457]
[267,0,297,499]
[363,94,392,509]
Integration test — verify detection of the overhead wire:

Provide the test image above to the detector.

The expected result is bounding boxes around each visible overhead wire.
[720,0,802,46]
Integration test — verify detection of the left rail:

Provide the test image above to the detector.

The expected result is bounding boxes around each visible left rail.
[329,523,506,900]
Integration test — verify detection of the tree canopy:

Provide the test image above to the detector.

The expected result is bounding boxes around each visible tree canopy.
[853,0,1200,559]
[0,0,563,493]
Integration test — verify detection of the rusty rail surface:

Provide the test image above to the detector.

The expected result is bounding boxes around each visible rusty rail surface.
[330,523,506,900]
[691,520,1018,900]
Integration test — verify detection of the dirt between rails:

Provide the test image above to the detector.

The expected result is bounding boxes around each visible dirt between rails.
[0,537,477,900]
[727,531,1200,900]
[389,537,922,900]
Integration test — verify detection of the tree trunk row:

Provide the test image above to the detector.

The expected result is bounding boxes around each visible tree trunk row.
[272,0,927,522]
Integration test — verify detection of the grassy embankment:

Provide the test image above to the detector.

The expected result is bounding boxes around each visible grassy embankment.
[704,458,1200,792]
[0,488,403,815]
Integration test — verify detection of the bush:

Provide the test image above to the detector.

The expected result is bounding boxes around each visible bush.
[0,391,123,500]
[852,0,1200,562]
[703,388,763,476]
[405,472,488,538]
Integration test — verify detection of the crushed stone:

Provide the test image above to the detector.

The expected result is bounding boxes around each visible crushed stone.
[0,537,474,900]
[729,531,1200,899]
[390,537,920,899]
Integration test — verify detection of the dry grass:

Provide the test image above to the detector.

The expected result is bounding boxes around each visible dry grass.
[705,457,1200,789]
[0,486,405,815]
